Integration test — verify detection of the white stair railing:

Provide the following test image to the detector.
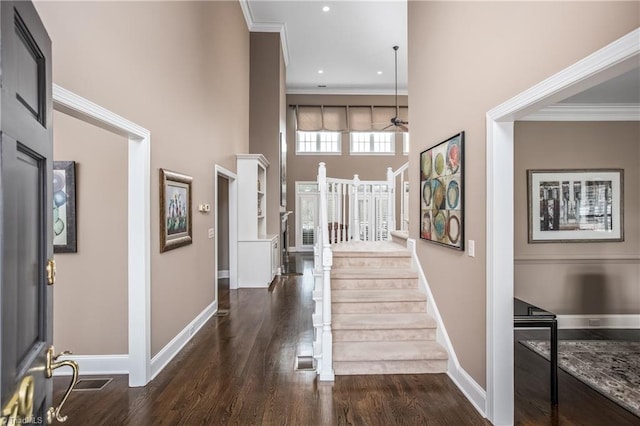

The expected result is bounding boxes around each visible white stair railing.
[312,161,408,381]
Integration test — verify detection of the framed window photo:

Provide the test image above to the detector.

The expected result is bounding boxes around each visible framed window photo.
[53,161,77,253]
[527,169,624,243]
[160,168,193,252]
[420,131,464,250]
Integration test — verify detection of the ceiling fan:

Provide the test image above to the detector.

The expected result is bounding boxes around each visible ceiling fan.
[383,45,408,132]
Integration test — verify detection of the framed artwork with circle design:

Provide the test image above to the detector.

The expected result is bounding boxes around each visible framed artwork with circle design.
[420,131,464,250]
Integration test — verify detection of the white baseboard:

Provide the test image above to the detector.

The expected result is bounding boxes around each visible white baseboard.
[447,365,487,418]
[54,354,129,376]
[218,270,230,279]
[557,314,640,329]
[150,300,218,380]
[406,238,487,418]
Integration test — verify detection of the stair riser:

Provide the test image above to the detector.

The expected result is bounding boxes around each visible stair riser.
[334,359,448,375]
[332,301,426,314]
[332,257,412,269]
[333,329,436,342]
[332,279,418,290]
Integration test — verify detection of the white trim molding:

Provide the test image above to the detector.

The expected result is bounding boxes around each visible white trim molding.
[406,238,487,418]
[218,270,230,279]
[54,355,129,377]
[522,103,640,121]
[53,84,152,388]
[557,314,640,329]
[486,28,640,425]
[238,0,290,67]
[150,301,218,380]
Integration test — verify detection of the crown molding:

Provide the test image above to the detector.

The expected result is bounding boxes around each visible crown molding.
[521,103,640,121]
[238,0,290,67]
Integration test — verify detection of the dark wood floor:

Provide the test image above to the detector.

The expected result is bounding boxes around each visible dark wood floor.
[53,256,487,425]
[514,328,640,426]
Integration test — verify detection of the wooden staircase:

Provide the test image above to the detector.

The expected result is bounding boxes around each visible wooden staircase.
[330,241,448,375]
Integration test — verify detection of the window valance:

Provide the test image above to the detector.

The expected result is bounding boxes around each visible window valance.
[293,105,408,132]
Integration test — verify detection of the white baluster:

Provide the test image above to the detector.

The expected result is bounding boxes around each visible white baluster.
[387,167,395,240]
[353,175,360,241]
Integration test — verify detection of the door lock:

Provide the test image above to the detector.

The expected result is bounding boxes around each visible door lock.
[45,346,79,423]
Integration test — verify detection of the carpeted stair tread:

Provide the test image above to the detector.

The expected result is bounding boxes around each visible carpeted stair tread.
[331,268,418,279]
[334,340,448,362]
[332,241,410,257]
[333,313,436,330]
[332,289,426,303]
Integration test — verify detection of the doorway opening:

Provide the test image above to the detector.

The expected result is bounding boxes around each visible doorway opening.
[53,85,151,387]
[214,164,238,313]
[485,29,639,423]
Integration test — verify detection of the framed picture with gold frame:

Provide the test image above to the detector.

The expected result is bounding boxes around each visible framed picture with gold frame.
[419,132,464,250]
[160,168,193,252]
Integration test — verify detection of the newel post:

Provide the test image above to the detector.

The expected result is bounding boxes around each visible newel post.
[386,167,395,240]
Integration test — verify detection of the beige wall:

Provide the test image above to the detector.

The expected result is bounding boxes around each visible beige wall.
[53,111,128,355]
[408,1,639,387]
[250,33,286,239]
[514,121,639,315]
[36,1,250,357]
[286,94,409,248]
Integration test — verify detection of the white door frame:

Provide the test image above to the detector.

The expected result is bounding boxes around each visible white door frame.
[485,29,639,424]
[53,85,151,387]
[215,165,238,290]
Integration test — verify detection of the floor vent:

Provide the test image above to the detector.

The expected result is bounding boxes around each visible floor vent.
[73,378,112,392]
[216,309,230,317]
[295,355,315,371]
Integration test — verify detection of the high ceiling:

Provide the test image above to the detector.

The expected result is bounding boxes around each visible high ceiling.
[243,0,408,95]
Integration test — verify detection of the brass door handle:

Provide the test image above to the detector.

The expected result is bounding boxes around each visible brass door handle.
[1,375,35,426]
[46,258,56,285]
[45,346,79,424]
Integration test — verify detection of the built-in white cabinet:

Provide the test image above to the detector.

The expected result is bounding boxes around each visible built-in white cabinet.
[237,154,278,287]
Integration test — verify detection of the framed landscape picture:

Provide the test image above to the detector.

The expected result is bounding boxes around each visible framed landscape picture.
[160,168,193,252]
[528,169,624,242]
[420,132,464,250]
[53,161,77,253]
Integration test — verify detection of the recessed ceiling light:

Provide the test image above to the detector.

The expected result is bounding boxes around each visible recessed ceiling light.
[322,6,330,12]
[377,71,383,75]
[318,69,324,74]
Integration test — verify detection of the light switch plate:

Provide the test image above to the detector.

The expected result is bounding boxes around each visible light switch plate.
[208,228,214,239]
[468,240,475,257]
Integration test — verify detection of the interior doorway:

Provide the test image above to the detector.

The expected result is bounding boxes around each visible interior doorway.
[214,165,238,305]
[485,30,639,423]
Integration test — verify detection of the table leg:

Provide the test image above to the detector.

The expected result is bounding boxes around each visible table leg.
[551,319,558,404]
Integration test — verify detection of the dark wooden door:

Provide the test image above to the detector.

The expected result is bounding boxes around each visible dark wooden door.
[0,2,61,424]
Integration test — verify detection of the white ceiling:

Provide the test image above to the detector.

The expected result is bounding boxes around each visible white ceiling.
[560,68,640,104]
[243,0,408,95]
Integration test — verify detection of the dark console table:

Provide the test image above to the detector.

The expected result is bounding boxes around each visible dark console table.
[514,297,558,404]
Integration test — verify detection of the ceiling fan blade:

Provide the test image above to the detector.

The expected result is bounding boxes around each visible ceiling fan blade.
[381,124,393,131]
[398,124,409,132]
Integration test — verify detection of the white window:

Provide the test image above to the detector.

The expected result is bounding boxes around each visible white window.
[350,132,395,154]
[402,133,409,155]
[296,131,341,154]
